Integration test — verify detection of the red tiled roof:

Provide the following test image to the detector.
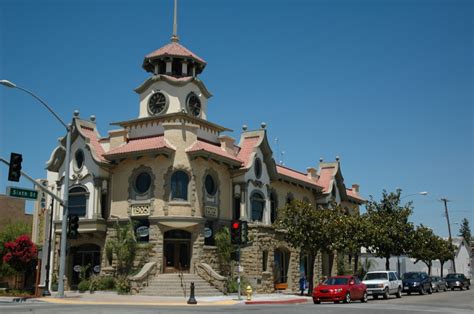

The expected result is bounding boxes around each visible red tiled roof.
[186,140,242,164]
[346,188,365,202]
[276,165,322,189]
[145,42,206,64]
[237,136,260,168]
[80,127,107,162]
[317,166,336,193]
[104,135,174,158]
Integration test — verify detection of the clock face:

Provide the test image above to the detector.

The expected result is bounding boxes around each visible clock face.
[186,93,201,117]
[148,92,167,115]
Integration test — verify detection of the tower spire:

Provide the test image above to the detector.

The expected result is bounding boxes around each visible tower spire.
[171,0,179,42]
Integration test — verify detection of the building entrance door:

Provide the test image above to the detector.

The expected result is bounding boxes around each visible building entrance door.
[163,230,191,273]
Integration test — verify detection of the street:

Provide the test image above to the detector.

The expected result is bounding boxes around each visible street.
[1,289,473,314]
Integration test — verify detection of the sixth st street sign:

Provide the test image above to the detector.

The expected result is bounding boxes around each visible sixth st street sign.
[7,186,38,200]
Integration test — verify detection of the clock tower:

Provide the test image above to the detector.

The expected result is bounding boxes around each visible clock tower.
[136,0,211,120]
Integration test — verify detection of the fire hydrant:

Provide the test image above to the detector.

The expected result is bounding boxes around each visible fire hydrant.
[246,285,253,301]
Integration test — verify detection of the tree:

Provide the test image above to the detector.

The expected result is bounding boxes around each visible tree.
[364,189,415,270]
[410,225,439,275]
[0,222,31,277]
[105,221,137,275]
[2,235,37,289]
[437,239,456,277]
[458,218,472,244]
[214,227,233,277]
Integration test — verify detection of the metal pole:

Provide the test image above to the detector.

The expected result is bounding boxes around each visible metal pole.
[441,198,456,273]
[237,243,242,300]
[58,125,72,297]
[43,199,54,296]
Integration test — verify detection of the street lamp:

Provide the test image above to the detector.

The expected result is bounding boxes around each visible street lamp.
[397,191,428,275]
[401,191,428,199]
[0,79,72,298]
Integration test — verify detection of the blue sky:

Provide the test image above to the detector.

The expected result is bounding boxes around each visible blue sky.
[0,0,472,237]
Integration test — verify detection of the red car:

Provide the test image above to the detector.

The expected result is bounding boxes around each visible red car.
[313,275,368,304]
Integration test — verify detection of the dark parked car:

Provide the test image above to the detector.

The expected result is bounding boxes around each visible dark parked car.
[312,276,368,304]
[445,273,470,290]
[402,272,432,295]
[430,276,448,292]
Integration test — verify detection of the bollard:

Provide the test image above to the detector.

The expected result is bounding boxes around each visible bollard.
[187,282,197,304]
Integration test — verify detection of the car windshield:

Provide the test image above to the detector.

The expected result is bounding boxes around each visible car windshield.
[403,273,421,280]
[364,273,388,280]
[323,277,349,285]
[446,274,462,279]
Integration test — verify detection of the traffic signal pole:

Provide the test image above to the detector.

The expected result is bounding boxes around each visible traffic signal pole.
[0,157,64,206]
[237,243,242,300]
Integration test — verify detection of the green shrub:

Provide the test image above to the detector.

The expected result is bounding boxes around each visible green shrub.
[98,276,115,290]
[226,276,251,294]
[114,275,131,294]
[78,280,90,292]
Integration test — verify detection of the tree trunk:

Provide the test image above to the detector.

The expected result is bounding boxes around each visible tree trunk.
[440,261,445,277]
[385,256,390,271]
[353,253,359,274]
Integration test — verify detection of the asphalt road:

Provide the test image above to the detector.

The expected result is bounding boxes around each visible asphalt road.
[1,289,473,314]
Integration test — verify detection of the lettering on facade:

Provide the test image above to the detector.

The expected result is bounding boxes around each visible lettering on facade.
[204,206,218,218]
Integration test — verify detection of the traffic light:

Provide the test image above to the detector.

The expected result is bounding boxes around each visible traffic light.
[68,215,79,239]
[241,221,248,245]
[230,220,241,244]
[8,153,22,182]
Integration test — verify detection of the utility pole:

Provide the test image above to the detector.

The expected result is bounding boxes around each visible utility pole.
[440,198,456,273]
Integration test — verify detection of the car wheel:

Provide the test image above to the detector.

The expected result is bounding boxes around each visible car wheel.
[361,291,368,303]
[313,300,320,304]
[396,288,402,298]
[436,286,439,293]
[466,285,470,290]
[334,301,340,304]
[451,287,455,291]
[343,292,351,304]
[383,288,389,299]
[428,286,433,294]
[373,294,378,299]
[443,286,447,292]
[419,286,425,295]
[460,286,464,291]
[407,292,411,295]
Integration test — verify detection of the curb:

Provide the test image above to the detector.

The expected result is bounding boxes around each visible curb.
[245,298,309,305]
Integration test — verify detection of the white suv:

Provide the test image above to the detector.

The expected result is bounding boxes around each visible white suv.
[363,271,402,299]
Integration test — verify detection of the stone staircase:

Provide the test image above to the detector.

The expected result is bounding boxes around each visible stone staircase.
[139,273,223,297]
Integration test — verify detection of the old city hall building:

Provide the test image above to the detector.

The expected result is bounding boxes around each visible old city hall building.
[38,7,364,294]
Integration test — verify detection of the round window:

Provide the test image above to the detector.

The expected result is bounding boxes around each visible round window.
[74,150,84,170]
[254,158,262,178]
[135,172,151,194]
[205,175,216,196]
[186,93,201,117]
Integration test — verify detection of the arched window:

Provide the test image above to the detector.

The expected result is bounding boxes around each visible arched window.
[251,191,265,222]
[69,186,88,217]
[171,170,189,201]
[270,191,278,224]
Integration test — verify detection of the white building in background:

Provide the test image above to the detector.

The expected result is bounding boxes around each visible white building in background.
[361,237,472,278]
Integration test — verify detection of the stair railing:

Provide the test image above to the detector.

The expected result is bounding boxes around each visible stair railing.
[178,263,187,299]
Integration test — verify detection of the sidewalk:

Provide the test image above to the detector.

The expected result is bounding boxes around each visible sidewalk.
[1,291,311,306]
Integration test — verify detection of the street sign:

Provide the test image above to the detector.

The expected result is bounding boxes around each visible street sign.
[7,186,38,200]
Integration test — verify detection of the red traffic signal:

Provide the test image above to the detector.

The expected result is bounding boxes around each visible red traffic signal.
[230,220,241,244]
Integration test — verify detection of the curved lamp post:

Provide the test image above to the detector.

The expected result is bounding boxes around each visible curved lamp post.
[0,79,72,298]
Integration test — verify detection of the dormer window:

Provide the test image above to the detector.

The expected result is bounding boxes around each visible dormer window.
[74,149,85,171]
[254,158,262,179]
